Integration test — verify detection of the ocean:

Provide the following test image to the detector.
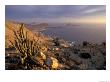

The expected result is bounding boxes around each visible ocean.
[42,24,106,43]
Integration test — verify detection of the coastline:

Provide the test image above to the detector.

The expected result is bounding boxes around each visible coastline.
[5,21,106,70]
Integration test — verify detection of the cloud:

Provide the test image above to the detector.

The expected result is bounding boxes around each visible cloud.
[82,5,105,15]
[5,5,106,24]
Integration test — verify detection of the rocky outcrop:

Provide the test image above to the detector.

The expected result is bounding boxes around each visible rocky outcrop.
[5,21,106,70]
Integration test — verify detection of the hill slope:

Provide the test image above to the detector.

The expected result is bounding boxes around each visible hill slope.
[5,21,106,70]
[5,21,49,48]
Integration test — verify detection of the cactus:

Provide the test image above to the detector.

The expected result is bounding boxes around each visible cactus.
[10,24,41,69]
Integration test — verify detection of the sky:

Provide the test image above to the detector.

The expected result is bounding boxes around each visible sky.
[5,5,106,24]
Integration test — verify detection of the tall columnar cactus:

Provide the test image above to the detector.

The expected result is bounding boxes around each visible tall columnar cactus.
[10,24,41,68]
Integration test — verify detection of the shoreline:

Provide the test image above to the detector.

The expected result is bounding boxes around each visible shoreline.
[5,21,106,70]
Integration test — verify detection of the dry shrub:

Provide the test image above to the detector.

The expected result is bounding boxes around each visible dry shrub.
[10,24,42,67]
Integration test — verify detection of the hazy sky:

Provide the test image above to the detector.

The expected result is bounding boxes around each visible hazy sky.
[5,5,106,24]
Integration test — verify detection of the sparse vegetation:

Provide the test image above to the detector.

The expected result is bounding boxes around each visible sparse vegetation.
[53,37,60,46]
[10,24,42,69]
[5,21,106,70]
[83,41,88,46]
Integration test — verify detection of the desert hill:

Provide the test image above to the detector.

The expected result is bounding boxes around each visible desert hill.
[5,21,106,70]
[5,21,49,48]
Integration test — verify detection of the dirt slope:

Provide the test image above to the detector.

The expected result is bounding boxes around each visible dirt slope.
[5,21,49,48]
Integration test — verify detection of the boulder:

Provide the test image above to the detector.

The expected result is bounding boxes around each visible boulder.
[36,51,46,65]
[51,57,59,69]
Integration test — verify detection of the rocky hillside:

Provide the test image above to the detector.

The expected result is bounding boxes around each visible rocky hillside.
[5,21,106,70]
[5,21,49,48]
[25,23,48,32]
